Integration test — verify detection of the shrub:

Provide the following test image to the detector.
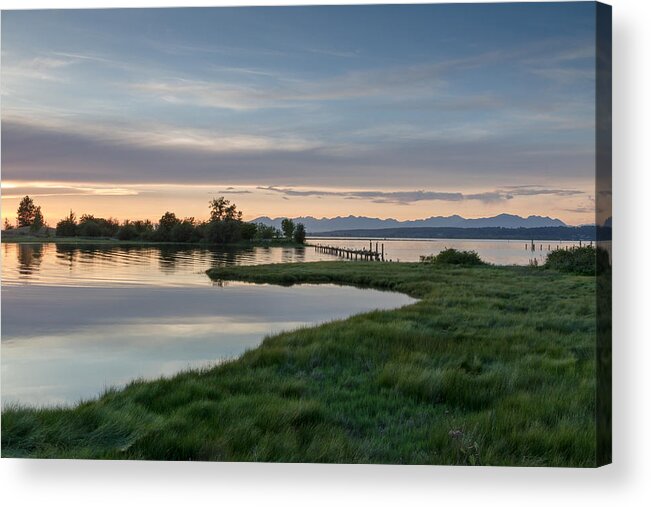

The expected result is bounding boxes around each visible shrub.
[255,223,279,240]
[77,220,102,237]
[170,220,195,243]
[240,222,258,241]
[77,215,119,237]
[117,222,138,241]
[421,248,484,266]
[544,246,597,275]
[56,210,78,237]
[132,220,154,235]
[205,219,242,244]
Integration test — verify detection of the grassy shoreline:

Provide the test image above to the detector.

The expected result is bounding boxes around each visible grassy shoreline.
[2,261,598,465]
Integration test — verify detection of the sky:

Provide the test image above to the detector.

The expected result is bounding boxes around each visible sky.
[1,3,598,225]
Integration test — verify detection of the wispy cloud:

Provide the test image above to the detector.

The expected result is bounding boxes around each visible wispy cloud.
[144,38,288,58]
[128,55,503,111]
[1,55,76,83]
[306,47,361,58]
[523,44,594,84]
[257,185,584,205]
[1,181,139,199]
[3,114,321,154]
[502,185,585,197]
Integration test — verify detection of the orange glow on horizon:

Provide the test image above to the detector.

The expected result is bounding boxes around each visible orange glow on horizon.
[1,180,596,227]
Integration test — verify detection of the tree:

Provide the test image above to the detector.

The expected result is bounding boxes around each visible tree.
[117,220,138,241]
[205,219,242,244]
[158,212,180,230]
[209,197,242,222]
[16,196,37,227]
[240,222,258,241]
[76,214,119,237]
[293,223,306,244]
[156,212,180,241]
[170,218,196,243]
[30,206,45,232]
[77,215,102,237]
[132,220,154,235]
[281,218,295,240]
[4,218,14,230]
[255,223,279,240]
[132,220,156,241]
[56,210,78,237]
[205,198,244,245]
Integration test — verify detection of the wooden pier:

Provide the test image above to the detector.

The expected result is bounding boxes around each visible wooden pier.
[314,241,386,261]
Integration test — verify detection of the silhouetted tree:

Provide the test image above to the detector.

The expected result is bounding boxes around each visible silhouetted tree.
[209,197,242,222]
[159,212,180,230]
[30,206,45,232]
[255,223,279,240]
[281,218,295,240]
[240,222,257,241]
[17,196,37,227]
[76,214,119,237]
[293,223,306,244]
[77,215,102,237]
[170,218,196,243]
[205,198,243,244]
[4,218,15,230]
[117,220,138,240]
[156,212,181,241]
[56,210,78,237]
[205,219,242,244]
[130,220,155,240]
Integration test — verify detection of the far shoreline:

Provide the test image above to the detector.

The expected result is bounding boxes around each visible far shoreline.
[0,235,308,248]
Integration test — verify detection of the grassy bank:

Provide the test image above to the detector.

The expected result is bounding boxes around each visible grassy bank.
[2,262,597,466]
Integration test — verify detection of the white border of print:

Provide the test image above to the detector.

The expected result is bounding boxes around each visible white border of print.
[1,1,649,506]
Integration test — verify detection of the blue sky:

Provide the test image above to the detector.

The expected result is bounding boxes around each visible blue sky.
[1,3,597,224]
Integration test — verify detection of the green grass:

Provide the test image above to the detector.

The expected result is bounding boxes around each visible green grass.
[2,261,598,466]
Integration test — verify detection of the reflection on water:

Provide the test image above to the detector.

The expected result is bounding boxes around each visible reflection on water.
[14,243,44,278]
[2,242,338,287]
[1,243,413,406]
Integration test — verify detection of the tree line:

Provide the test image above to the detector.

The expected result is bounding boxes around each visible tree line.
[4,195,45,232]
[6,195,306,245]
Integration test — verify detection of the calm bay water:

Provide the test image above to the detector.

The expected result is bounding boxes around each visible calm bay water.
[1,243,413,406]
[311,237,584,265]
[0,237,583,406]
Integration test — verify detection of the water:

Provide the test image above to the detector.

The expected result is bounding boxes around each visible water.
[311,237,585,265]
[1,243,414,406]
[2,242,344,288]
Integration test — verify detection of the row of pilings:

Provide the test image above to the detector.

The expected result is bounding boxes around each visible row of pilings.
[525,239,594,251]
[313,241,386,261]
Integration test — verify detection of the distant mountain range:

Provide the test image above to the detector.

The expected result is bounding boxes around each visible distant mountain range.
[251,213,567,233]
[309,226,599,241]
